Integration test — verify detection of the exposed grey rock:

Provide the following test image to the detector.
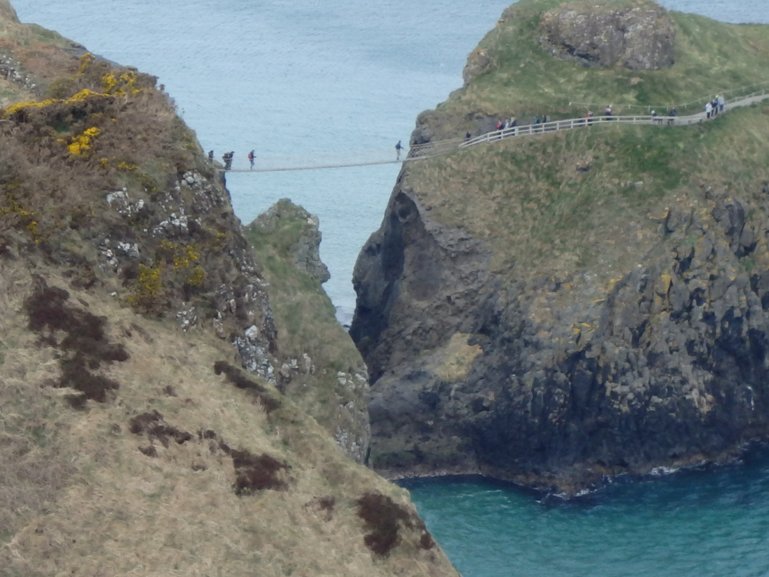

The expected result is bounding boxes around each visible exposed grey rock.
[539,1,676,70]
[352,182,769,494]
[251,199,330,284]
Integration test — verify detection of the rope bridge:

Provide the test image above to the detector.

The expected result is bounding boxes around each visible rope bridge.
[223,89,769,174]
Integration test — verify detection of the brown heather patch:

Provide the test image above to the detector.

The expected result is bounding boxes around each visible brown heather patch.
[303,495,336,523]
[356,492,436,557]
[24,279,128,407]
[213,360,282,413]
[223,446,291,495]
[128,410,293,494]
[128,410,193,448]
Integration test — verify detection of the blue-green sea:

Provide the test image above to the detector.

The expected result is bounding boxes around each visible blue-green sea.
[404,448,769,577]
[11,1,769,575]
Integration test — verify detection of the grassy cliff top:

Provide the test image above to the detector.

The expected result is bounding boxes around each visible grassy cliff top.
[407,0,769,287]
[444,0,769,123]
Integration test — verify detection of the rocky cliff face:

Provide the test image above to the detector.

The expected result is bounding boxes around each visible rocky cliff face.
[247,199,370,462]
[352,0,769,494]
[0,5,456,576]
[354,165,769,496]
[539,1,676,70]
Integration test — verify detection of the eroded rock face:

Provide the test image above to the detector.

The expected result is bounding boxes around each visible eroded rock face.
[352,180,769,494]
[252,199,330,284]
[539,1,676,70]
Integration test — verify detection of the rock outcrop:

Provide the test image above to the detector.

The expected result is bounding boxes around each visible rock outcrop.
[539,1,676,70]
[352,0,769,494]
[247,199,370,462]
[252,199,331,284]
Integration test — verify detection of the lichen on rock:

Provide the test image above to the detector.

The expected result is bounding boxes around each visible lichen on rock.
[539,0,676,70]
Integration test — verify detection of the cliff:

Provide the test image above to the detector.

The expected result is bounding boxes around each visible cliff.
[0,4,456,576]
[352,0,769,494]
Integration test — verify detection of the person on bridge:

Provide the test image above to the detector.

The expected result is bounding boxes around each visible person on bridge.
[248,149,255,170]
[223,151,234,170]
[395,140,404,160]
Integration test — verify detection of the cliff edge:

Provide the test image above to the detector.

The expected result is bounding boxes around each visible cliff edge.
[0,4,456,576]
[352,0,769,494]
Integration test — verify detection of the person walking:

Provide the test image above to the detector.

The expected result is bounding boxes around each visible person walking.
[395,140,403,160]
[247,149,255,170]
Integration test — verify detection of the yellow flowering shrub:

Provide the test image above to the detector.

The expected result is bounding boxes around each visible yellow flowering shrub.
[101,73,118,93]
[0,198,42,244]
[102,70,141,96]
[127,264,164,310]
[186,265,207,288]
[78,52,95,75]
[2,98,58,117]
[155,241,207,291]
[67,88,107,103]
[173,245,201,270]
[67,126,102,156]
[1,89,109,119]
[116,161,138,172]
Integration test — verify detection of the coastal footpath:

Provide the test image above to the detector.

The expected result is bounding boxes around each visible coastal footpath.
[352,0,769,494]
[0,1,457,575]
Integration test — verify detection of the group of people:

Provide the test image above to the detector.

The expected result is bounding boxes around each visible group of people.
[207,149,256,170]
[495,117,518,131]
[705,95,726,119]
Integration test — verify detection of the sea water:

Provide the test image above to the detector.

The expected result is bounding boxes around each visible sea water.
[403,447,769,577]
[10,1,769,576]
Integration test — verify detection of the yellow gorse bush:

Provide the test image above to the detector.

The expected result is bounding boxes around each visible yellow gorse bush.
[0,197,42,244]
[3,98,58,117]
[127,263,165,310]
[102,70,141,96]
[173,244,201,270]
[1,89,110,118]
[78,52,95,75]
[67,126,102,156]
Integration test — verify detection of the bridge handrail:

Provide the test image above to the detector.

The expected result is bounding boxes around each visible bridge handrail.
[567,79,769,116]
[460,115,678,148]
[456,91,769,151]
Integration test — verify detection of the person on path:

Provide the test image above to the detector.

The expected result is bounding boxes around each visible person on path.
[395,140,403,160]
[247,149,255,170]
[208,150,214,163]
[705,101,713,119]
[718,94,725,113]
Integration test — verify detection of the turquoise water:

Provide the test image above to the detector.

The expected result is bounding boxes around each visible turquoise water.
[404,449,769,577]
[10,1,769,575]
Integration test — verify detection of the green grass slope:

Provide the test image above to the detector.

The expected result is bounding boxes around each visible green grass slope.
[409,0,769,286]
